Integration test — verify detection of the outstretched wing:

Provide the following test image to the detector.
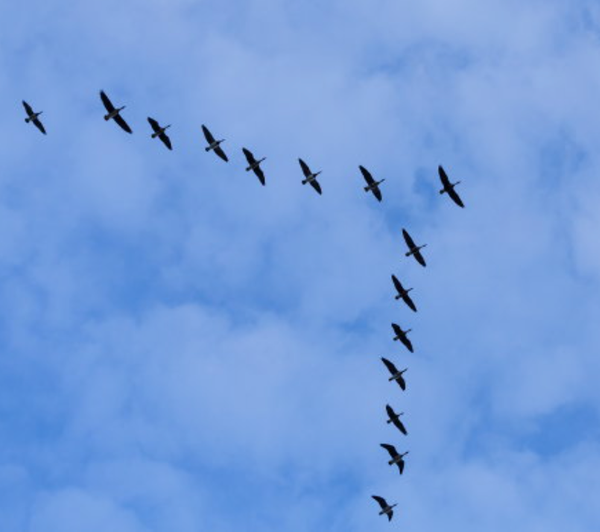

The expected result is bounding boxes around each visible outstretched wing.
[400,335,414,353]
[242,148,255,165]
[387,509,394,521]
[253,166,266,186]
[438,165,451,188]
[413,249,427,267]
[22,100,33,116]
[371,495,387,511]
[448,187,465,208]
[298,158,311,177]
[391,274,404,295]
[159,132,172,150]
[32,117,46,135]
[402,292,417,313]
[359,165,375,186]
[214,145,228,162]
[380,443,398,459]
[309,179,322,195]
[371,185,382,202]
[381,357,398,376]
[402,229,416,250]
[396,373,406,391]
[395,418,408,435]
[397,460,405,475]
[100,90,115,113]
[202,124,215,144]
[114,114,132,134]
[147,117,160,133]
[391,323,402,337]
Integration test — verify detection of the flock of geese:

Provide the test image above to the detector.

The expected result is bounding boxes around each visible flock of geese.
[21,90,466,524]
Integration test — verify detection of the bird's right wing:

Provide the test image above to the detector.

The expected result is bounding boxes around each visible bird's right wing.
[33,118,46,135]
[114,114,132,134]
[380,443,397,458]
[382,358,398,375]
[22,100,33,116]
[298,158,311,177]
[413,249,427,267]
[391,274,403,294]
[402,229,416,250]
[242,148,255,165]
[391,323,402,337]
[202,125,215,144]
[253,166,266,186]
[309,179,322,195]
[371,495,387,510]
[100,90,115,112]
[438,165,450,188]
[147,117,160,132]
[359,165,375,185]
[160,133,172,150]
[403,293,417,312]
[448,188,465,208]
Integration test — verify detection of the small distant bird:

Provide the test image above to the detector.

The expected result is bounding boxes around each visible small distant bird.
[298,158,322,195]
[391,322,413,353]
[391,274,417,312]
[380,444,409,475]
[385,404,408,435]
[359,165,384,202]
[380,357,407,390]
[147,117,172,150]
[372,495,397,521]
[202,125,228,162]
[99,90,132,133]
[242,148,266,185]
[22,101,46,134]
[438,165,464,208]
[402,228,427,267]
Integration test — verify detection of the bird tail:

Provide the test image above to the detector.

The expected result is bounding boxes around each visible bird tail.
[25,117,30,123]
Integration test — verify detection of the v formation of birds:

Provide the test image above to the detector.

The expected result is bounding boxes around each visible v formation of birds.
[22,91,466,524]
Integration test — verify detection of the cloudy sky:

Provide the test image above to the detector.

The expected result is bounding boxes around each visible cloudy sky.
[1,0,600,530]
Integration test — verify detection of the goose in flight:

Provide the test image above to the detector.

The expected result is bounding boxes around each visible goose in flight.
[402,228,427,267]
[380,444,409,475]
[359,165,384,202]
[438,165,464,208]
[147,117,172,150]
[202,125,228,162]
[391,274,417,312]
[242,148,266,185]
[22,101,46,134]
[385,404,408,435]
[298,158,322,195]
[371,495,397,521]
[380,358,407,390]
[99,90,132,133]
[391,322,413,353]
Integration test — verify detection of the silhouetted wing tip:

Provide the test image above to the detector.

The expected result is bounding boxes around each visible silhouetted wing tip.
[114,115,132,133]
[100,90,114,112]
[215,147,228,162]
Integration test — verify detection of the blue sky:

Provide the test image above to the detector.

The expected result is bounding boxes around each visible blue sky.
[1,0,600,530]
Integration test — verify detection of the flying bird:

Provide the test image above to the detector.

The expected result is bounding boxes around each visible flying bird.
[371,495,397,521]
[391,274,417,312]
[380,358,407,390]
[22,101,46,134]
[438,165,464,208]
[298,158,322,195]
[380,444,409,475]
[391,323,413,353]
[359,165,384,202]
[147,117,172,150]
[385,404,408,435]
[402,228,427,267]
[202,125,228,162]
[242,148,266,185]
[99,90,132,133]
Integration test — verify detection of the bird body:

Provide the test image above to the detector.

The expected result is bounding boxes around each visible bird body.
[100,91,132,133]
[402,228,427,267]
[202,125,228,161]
[242,148,266,185]
[391,274,417,312]
[380,444,409,474]
[380,358,407,390]
[438,165,464,207]
[147,117,172,150]
[359,165,384,201]
[385,404,408,435]
[391,323,414,353]
[299,158,322,194]
[22,101,46,134]
[372,495,397,521]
